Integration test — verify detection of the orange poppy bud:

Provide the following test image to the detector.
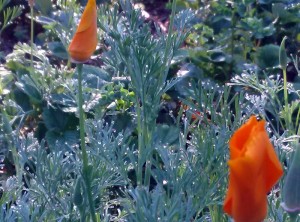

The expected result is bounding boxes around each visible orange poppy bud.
[223,116,283,222]
[68,0,98,62]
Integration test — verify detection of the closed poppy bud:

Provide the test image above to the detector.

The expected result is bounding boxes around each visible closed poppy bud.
[223,116,283,222]
[68,0,98,62]
[279,36,288,70]
[282,143,300,217]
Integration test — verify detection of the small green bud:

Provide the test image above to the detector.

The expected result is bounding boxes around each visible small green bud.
[73,176,83,206]
[279,36,288,70]
[282,143,300,216]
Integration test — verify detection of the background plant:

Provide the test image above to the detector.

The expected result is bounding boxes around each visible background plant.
[0,0,299,221]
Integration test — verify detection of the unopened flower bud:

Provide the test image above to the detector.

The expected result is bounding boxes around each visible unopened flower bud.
[282,143,300,217]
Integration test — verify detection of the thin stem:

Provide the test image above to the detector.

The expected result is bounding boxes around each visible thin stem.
[124,53,144,186]
[77,64,97,222]
[163,0,176,66]
[141,77,151,188]
[157,0,177,90]
[283,68,288,108]
[142,117,150,188]
[283,68,290,125]
[230,1,236,80]
[30,4,34,68]
[136,95,143,186]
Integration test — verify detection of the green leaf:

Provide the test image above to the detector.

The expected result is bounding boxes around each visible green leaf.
[35,0,52,16]
[42,107,78,131]
[240,17,275,39]
[13,88,32,112]
[6,60,30,77]
[81,65,111,82]
[210,15,231,34]
[35,15,56,25]
[85,73,109,89]
[174,63,203,97]
[0,5,22,34]
[45,130,79,150]
[50,94,77,108]
[171,48,189,64]
[15,76,42,105]
[258,0,272,4]
[48,41,68,59]
[105,112,134,134]
[73,176,83,207]
[210,51,227,63]
[153,124,179,146]
[255,44,280,69]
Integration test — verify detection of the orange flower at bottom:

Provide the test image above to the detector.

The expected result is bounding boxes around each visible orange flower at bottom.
[223,116,283,222]
[68,0,97,62]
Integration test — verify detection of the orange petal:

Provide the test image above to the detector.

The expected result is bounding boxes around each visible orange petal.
[227,157,267,222]
[255,121,283,191]
[229,116,258,159]
[77,0,97,33]
[245,120,283,192]
[68,0,98,62]
[224,116,283,222]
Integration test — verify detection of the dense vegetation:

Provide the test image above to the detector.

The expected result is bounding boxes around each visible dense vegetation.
[0,0,300,221]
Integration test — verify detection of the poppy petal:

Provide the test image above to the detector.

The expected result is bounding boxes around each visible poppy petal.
[77,0,97,33]
[224,116,283,222]
[68,0,98,62]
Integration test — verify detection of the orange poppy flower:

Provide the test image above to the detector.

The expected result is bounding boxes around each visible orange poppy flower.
[223,116,283,222]
[68,0,97,62]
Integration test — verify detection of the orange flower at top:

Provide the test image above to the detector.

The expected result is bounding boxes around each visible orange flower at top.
[68,0,97,62]
[223,116,283,222]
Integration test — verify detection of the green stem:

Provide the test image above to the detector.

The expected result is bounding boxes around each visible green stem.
[230,1,236,80]
[30,4,34,68]
[136,95,143,186]
[160,0,176,85]
[124,53,144,186]
[283,68,289,125]
[141,79,151,188]
[77,64,97,222]
[143,118,150,188]
[163,0,176,67]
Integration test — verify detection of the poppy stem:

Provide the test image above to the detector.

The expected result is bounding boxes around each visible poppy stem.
[136,95,143,186]
[30,3,34,69]
[283,68,290,123]
[77,63,97,222]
